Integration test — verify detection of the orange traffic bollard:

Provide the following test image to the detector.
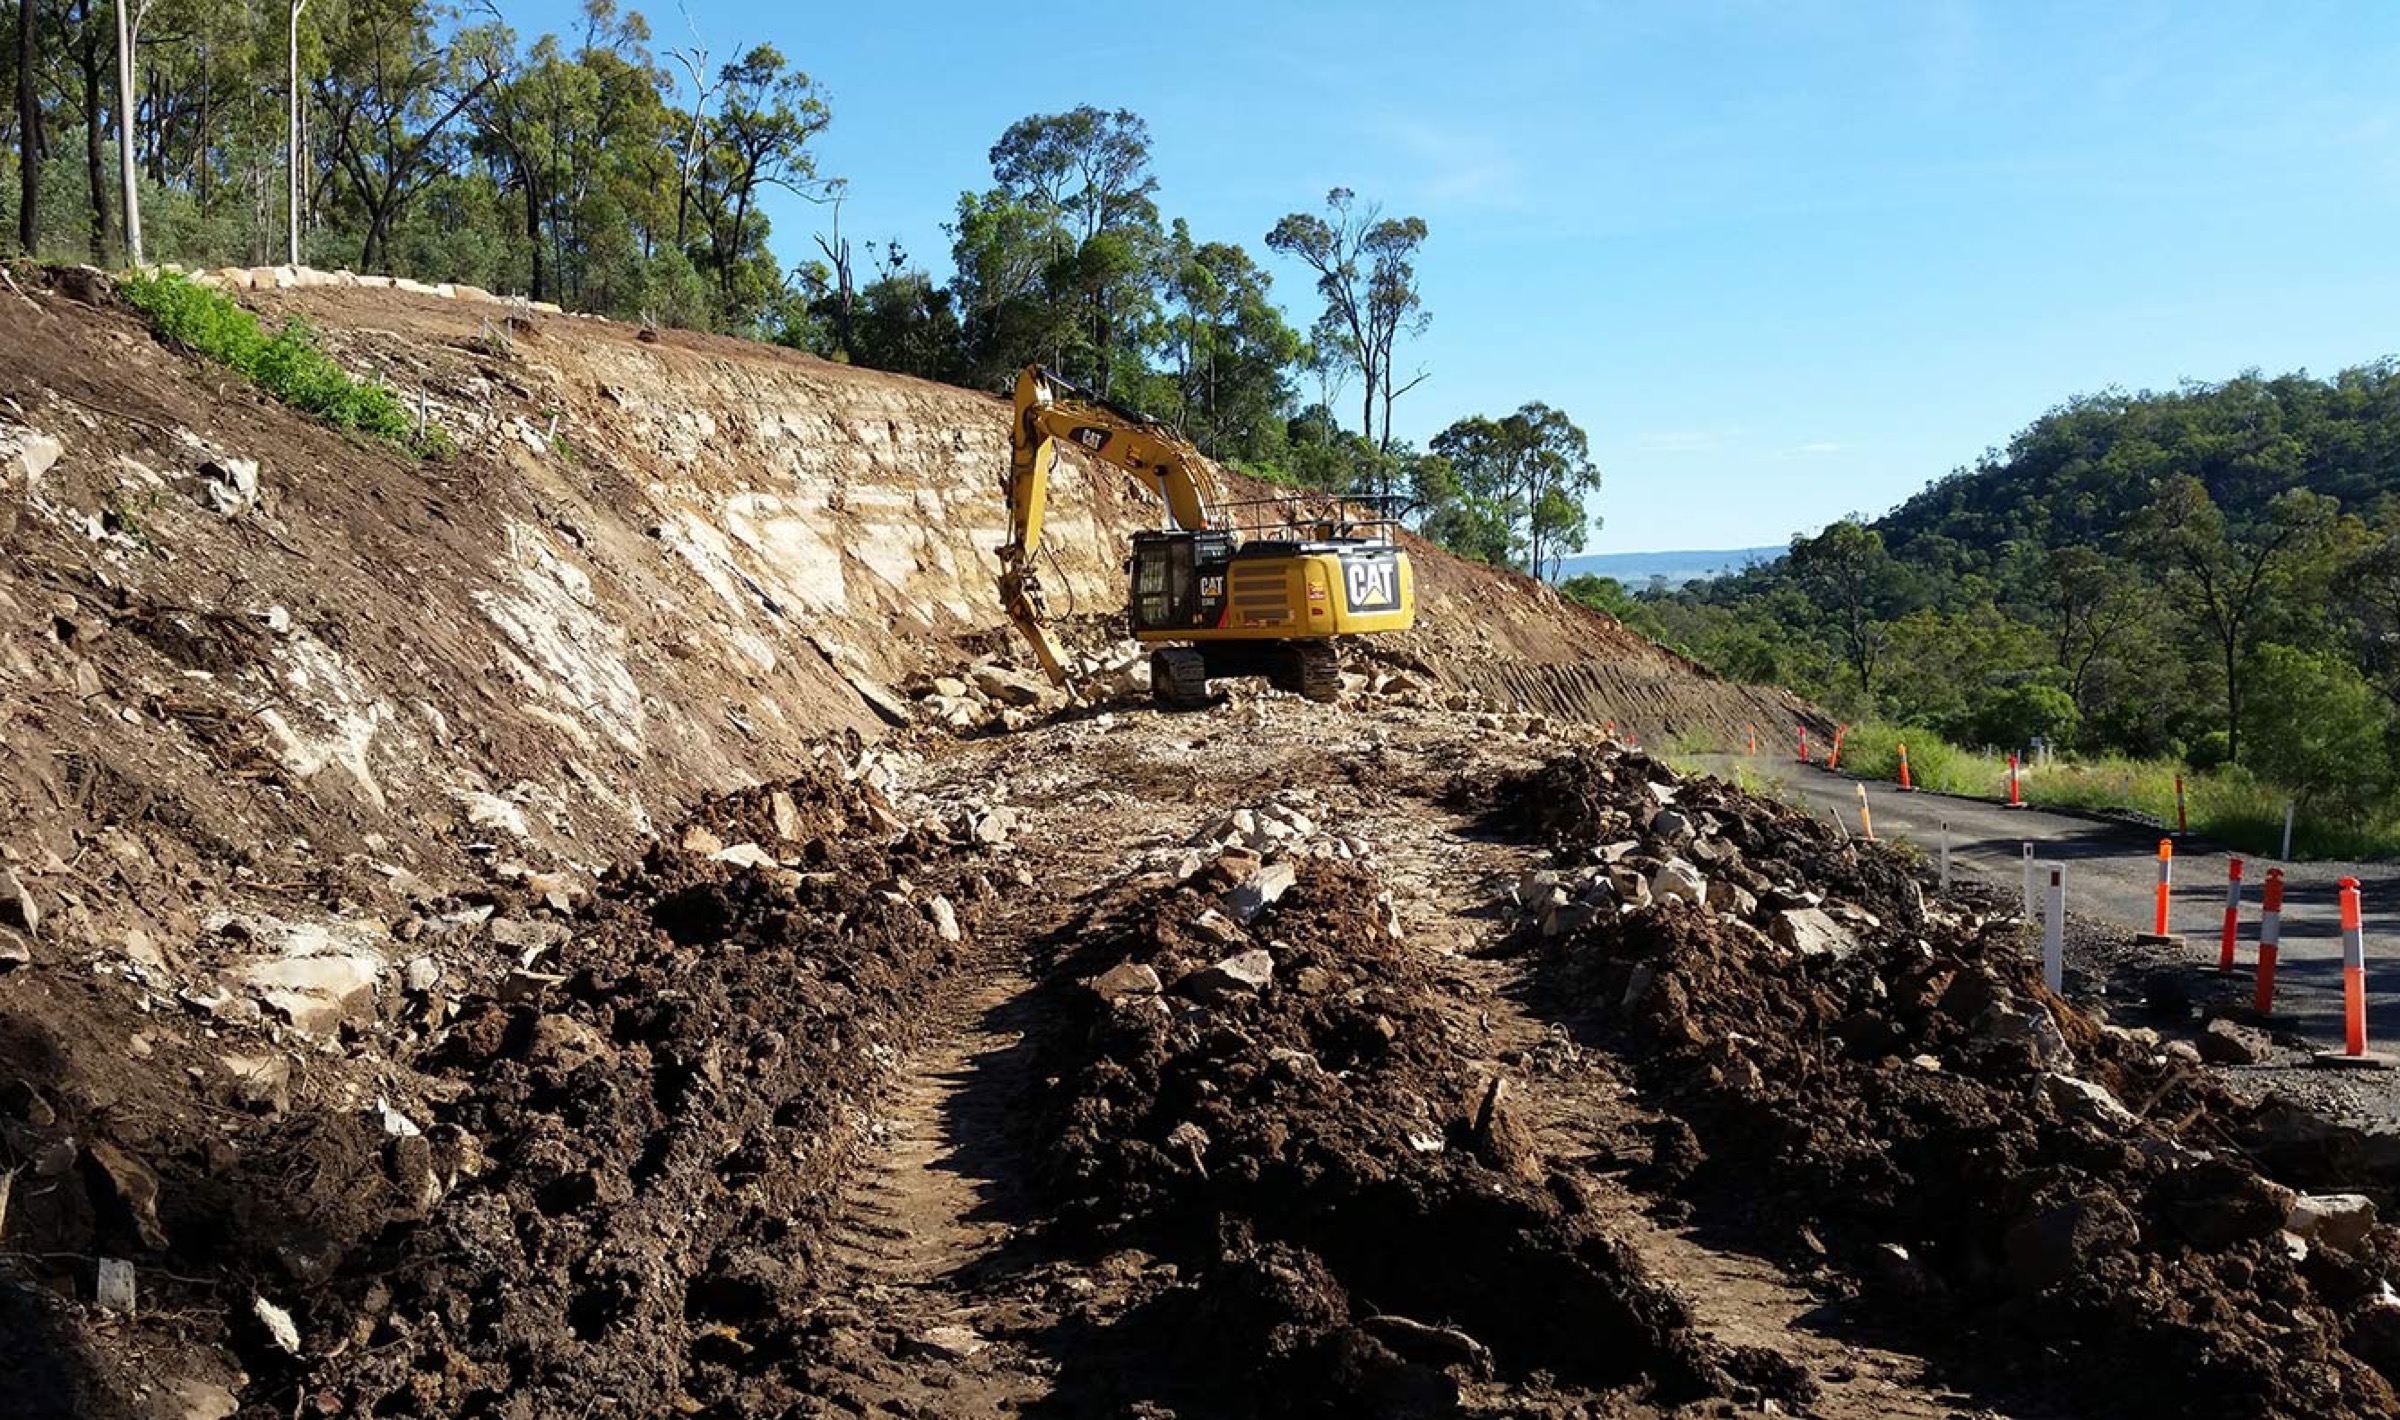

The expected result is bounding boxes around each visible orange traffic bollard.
[1828,724,1846,770]
[2314,877,2396,1067]
[2255,868,2283,1015]
[2007,752,2023,808]
[1747,724,1757,756]
[1797,726,1809,764]
[2217,856,2244,973]
[2344,877,2367,1056]
[2153,839,2173,937]
[1898,743,1914,792]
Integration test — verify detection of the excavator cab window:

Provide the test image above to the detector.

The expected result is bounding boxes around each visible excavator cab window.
[1130,532,1206,632]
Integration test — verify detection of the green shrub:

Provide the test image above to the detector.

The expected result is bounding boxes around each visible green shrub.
[2242,644,2393,811]
[1833,722,2001,797]
[1968,683,2080,753]
[120,271,426,452]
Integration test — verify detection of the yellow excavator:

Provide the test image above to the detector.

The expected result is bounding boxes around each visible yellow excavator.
[995,364,1417,709]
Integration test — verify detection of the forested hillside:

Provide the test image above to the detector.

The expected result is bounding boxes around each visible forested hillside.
[1600,363,2400,817]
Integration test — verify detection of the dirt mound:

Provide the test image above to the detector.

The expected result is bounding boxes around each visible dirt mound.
[1483,745,2400,1420]
[1029,853,1782,1415]
[0,766,989,1418]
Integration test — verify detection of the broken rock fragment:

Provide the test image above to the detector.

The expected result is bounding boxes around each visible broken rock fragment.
[94,1257,137,1314]
[1227,862,1297,923]
[1769,907,1859,960]
[219,1054,292,1115]
[1089,961,1163,1002]
[926,895,962,943]
[1188,908,1245,947]
[0,868,38,942]
[971,663,1049,707]
[2287,1193,2378,1252]
[1179,949,1274,1001]
[2042,1072,2137,1130]
[1648,859,1706,907]
[86,1139,168,1249]
[2197,1018,2271,1066]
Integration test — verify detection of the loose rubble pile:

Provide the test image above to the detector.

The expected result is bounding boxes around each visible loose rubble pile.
[902,636,1563,737]
[907,634,1151,734]
[1481,744,2400,1420]
[1030,852,1797,1416]
[0,764,991,1419]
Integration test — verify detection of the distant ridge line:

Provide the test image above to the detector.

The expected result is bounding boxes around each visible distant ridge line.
[1550,546,1780,587]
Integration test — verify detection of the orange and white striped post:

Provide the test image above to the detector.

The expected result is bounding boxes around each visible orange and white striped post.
[1856,782,1874,840]
[2217,856,2244,973]
[2312,877,2394,1066]
[2006,752,2024,808]
[2254,868,2283,1015]
[2151,839,2174,937]
[2343,878,2367,1056]
[1828,725,1846,771]
[1897,742,1914,792]
[1747,724,1757,756]
[1797,725,1809,764]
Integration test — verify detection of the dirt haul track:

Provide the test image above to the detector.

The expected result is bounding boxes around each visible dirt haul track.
[5,269,2400,1418]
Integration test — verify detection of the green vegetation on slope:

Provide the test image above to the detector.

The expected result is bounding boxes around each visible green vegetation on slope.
[120,271,442,456]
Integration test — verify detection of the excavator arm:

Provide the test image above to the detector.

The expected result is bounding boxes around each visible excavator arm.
[996,364,1222,689]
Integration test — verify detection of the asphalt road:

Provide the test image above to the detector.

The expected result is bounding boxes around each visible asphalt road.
[1692,755,2400,1052]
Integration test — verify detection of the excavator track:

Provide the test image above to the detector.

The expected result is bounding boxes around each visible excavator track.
[1272,641,1343,703]
[1151,647,1212,710]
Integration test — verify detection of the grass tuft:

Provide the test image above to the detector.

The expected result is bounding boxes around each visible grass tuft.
[120,271,441,455]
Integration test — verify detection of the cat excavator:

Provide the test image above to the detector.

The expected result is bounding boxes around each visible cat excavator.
[995,364,1416,709]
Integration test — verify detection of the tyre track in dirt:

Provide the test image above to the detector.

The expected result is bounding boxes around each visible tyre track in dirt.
[793,726,1244,1415]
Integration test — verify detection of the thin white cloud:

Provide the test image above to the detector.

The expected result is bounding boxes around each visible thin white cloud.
[1635,428,1745,454]
[1381,118,1528,211]
[1784,440,1847,456]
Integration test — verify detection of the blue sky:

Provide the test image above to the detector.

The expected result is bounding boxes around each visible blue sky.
[512,0,2400,552]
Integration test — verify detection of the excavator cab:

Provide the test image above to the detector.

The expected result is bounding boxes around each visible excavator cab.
[1128,529,1235,633]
